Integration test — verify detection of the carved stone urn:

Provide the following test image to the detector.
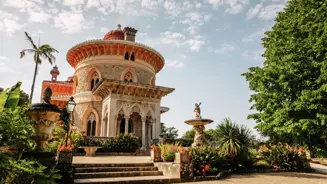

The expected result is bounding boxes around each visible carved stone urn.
[28,103,61,150]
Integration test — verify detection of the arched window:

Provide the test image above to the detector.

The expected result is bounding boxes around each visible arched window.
[124,52,129,60]
[86,113,96,136]
[124,72,134,82]
[90,72,99,90]
[130,53,135,61]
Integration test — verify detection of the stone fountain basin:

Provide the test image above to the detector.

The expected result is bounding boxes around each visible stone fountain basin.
[184,118,213,126]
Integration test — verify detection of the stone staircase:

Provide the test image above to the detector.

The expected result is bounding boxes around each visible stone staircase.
[73,163,180,184]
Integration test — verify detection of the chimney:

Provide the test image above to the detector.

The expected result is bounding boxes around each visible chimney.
[123,27,138,42]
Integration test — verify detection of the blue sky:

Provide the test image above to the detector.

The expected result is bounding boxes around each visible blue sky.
[0,0,287,137]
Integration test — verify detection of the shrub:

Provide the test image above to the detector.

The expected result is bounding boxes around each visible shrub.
[253,160,270,170]
[312,146,327,158]
[259,143,308,170]
[102,134,140,152]
[190,146,229,176]
[216,118,254,158]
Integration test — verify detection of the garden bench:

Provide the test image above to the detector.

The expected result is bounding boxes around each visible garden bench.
[79,146,102,157]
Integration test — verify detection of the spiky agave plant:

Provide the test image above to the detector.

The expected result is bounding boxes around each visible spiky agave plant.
[20,32,58,103]
[216,118,253,158]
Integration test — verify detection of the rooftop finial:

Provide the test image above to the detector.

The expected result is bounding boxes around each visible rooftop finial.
[117,24,121,30]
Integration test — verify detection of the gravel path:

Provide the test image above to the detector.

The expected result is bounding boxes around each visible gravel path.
[181,172,327,184]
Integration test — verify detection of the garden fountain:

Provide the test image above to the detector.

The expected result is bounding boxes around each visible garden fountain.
[27,87,61,150]
[184,102,213,148]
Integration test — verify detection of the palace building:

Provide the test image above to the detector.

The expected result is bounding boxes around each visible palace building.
[41,24,174,148]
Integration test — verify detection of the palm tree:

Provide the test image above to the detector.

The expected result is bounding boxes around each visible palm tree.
[20,32,58,103]
[216,118,253,158]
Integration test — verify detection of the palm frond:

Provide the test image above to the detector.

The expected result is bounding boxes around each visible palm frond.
[20,49,36,58]
[24,32,37,50]
[39,44,59,53]
[40,52,56,65]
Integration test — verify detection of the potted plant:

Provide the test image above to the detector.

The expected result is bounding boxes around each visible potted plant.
[151,145,162,162]
[57,141,74,164]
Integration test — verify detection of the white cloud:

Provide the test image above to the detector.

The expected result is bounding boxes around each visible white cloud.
[160,31,186,47]
[214,43,237,54]
[138,32,148,36]
[180,12,211,26]
[246,4,263,20]
[146,25,152,28]
[63,0,85,6]
[100,27,108,33]
[165,59,184,68]
[0,56,9,60]
[258,4,285,20]
[163,0,183,17]
[246,3,285,20]
[185,26,199,35]
[27,9,52,23]
[186,39,205,52]
[3,0,42,9]
[0,11,24,36]
[141,0,160,10]
[0,57,21,74]
[242,29,266,43]
[242,49,265,63]
[208,0,249,14]
[53,11,92,34]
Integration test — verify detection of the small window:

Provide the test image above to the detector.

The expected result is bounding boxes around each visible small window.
[124,52,129,60]
[90,72,99,90]
[87,113,96,136]
[130,53,135,61]
[124,72,134,82]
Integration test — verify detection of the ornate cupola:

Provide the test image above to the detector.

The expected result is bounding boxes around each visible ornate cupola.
[50,65,60,81]
[103,24,125,40]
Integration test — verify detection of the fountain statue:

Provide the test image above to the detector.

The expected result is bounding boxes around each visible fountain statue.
[27,87,61,150]
[185,102,213,148]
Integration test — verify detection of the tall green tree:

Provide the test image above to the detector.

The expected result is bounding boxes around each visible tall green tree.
[160,123,178,139]
[20,32,58,103]
[242,0,327,148]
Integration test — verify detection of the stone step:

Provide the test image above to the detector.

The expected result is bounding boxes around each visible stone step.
[74,175,181,184]
[75,166,158,173]
[74,171,163,179]
[73,163,154,168]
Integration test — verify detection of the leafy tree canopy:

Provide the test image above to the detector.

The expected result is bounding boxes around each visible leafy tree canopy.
[161,123,178,139]
[242,0,327,146]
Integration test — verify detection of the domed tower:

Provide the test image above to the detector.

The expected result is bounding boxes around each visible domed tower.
[67,24,174,148]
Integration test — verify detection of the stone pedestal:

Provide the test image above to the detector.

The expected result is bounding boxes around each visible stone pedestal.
[80,146,102,157]
[192,125,205,148]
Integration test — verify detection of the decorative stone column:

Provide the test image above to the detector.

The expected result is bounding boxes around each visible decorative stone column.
[142,117,146,148]
[114,115,118,136]
[152,119,156,140]
[125,117,130,134]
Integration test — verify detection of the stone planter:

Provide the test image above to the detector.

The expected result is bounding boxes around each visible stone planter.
[28,103,61,151]
[57,151,73,164]
[151,149,162,162]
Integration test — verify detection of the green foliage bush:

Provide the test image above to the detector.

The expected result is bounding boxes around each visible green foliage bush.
[79,134,140,152]
[259,144,308,170]
[163,151,175,162]
[103,134,140,152]
[312,146,327,158]
[0,106,61,183]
